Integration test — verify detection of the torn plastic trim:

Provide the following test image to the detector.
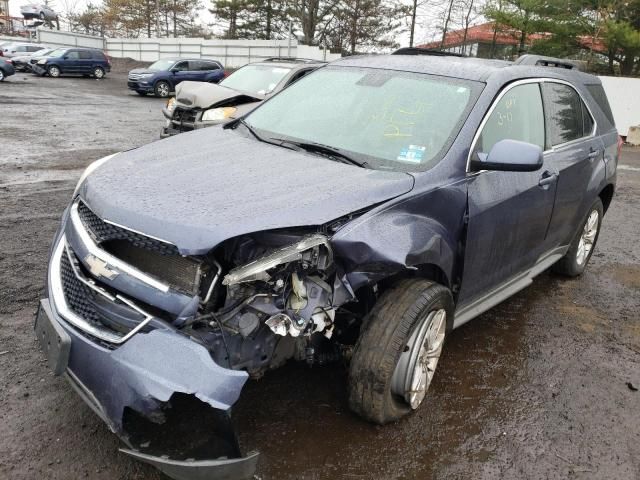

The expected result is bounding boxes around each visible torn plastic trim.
[120,449,259,480]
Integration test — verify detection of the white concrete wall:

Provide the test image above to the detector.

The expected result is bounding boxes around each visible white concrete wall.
[37,29,105,49]
[599,76,640,137]
[104,37,339,68]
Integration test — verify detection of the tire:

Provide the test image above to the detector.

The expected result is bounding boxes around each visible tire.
[47,65,60,78]
[552,197,604,277]
[154,80,170,98]
[93,67,105,79]
[0,70,4,82]
[348,278,454,425]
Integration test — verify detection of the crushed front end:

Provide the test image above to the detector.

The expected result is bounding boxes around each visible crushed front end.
[36,197,358,480]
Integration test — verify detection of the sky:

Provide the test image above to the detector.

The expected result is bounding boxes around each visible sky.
[7,0,462,47]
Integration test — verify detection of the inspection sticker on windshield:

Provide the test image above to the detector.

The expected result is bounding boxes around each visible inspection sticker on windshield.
[397,145,426,163]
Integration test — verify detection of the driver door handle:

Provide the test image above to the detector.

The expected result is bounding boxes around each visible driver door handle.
[539,171,558,187]
[588,149,600,159]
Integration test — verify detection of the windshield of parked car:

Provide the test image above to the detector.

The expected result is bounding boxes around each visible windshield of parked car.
[244,66,482,172]
[148,59,177,71]
[221,64,292,95]
[47,48,67,58]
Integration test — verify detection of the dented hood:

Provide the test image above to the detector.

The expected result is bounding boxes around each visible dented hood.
[175,81,263,109]
[80,128,414,255]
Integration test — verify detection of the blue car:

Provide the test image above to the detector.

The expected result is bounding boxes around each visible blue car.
[128,57,225,97]
[36,51,618,480]
[0,57,15,81]
[32,47,111,78]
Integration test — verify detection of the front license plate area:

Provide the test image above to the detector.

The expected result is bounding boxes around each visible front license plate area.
[34,300,71,375]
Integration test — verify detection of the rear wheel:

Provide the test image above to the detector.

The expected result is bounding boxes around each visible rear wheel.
[93,66,105,79]
[154,80,170,98]
[0,70,4,82]
[47,65,60,77]
[553,197,603,277]
[348,278,453,424]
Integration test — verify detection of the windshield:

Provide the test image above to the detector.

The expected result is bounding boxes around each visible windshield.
[244,66,482,172]
[221,64,292,95]
[47,48,66,58]
[148,59,177,71]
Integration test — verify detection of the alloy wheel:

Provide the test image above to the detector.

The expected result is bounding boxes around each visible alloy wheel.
[391,308,446,409]
[576,210,599,266]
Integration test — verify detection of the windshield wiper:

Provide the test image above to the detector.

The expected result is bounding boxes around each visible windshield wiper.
[231,119,298,151]
[277,140,369,168]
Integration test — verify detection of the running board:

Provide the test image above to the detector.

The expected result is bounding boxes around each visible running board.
[453,247,567,329]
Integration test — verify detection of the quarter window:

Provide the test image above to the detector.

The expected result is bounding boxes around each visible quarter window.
[474,83,545,158]
[542,83,593,146]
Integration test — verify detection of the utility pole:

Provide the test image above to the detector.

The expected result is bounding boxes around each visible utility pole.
[409,0,418,47]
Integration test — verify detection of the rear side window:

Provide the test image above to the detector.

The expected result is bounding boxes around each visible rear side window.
[199,61,220,71]
[542,83,593,146]
[79,50,92,59]
[475,83,545,156]
[27,46,42,52]
[586,84,615,128]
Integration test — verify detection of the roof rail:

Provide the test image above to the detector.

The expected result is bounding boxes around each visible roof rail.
[392,47,466,58]
[261,57,322,63]
[514,54,579,70]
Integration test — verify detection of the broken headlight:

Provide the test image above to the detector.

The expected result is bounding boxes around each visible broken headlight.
[222,234,331,286]
[202,107,237,122]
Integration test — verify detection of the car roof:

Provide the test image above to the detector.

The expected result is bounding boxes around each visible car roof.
[247,58,327,69]
[332,53,599,85]
[156,57,220,62]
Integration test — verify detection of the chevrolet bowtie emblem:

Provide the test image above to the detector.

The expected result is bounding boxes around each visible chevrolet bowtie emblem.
[84,254,119,280]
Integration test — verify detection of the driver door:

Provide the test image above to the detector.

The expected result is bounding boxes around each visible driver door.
[458,81,558,305]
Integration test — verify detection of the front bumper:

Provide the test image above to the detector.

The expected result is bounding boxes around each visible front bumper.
[128,80,154,93]
[31,64,47,75]
[160,107,226,138]
[34,224,258,479]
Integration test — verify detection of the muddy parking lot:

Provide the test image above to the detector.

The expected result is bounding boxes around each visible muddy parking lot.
[1,73,639,480]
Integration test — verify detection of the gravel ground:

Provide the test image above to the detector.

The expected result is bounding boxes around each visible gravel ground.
[0,73,639,480]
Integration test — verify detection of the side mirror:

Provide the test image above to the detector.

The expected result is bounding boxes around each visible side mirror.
[63,56,68,60]
[470,139,543,172]
[170,68,178,73]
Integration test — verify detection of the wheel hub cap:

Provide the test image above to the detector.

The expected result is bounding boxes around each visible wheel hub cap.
[391,309,446,409]
[577,210,598,266]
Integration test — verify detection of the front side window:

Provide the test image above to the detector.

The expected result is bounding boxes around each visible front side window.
[542,83,593,146]
[173,61,189,72]
[474,82,545,159]
[245,67,482,172]
[66,50,80,60]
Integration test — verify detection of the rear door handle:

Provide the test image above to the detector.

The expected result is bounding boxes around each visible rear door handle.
[588,149,600,159]
[539,171,558,187]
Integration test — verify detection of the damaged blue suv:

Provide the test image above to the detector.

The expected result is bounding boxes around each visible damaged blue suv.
[35,51,619,480]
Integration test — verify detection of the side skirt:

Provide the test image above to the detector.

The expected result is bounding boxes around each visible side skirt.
[452,246,568,329]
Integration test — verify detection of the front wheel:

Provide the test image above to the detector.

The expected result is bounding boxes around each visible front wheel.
[552,198,603,277]
[154,80,170,98]
[93,66,105,79]
[47,65,60,77]
[348,278,453,424]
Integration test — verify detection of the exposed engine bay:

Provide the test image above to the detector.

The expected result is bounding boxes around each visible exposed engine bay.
[181,230,359,378]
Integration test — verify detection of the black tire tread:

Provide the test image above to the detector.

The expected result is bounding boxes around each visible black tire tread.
[348,278,453,425]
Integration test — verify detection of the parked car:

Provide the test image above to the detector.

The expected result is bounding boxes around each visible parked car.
[0,42,48,58]
[128,57,225,98]
[31,47,111,78]
[161,57,325,137]
[20,3,58,20]
[35,51,619,480]
[11,47,54,71]
[0,58,15,81]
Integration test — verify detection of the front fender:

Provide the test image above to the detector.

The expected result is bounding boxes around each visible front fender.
[332,181,467,292]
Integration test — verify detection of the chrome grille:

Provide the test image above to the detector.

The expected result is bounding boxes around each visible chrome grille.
[76,201,202,295]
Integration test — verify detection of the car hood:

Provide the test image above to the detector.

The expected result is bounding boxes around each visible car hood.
[129,68,157,75]
[175,81,263,109]
[80,128,414,255]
